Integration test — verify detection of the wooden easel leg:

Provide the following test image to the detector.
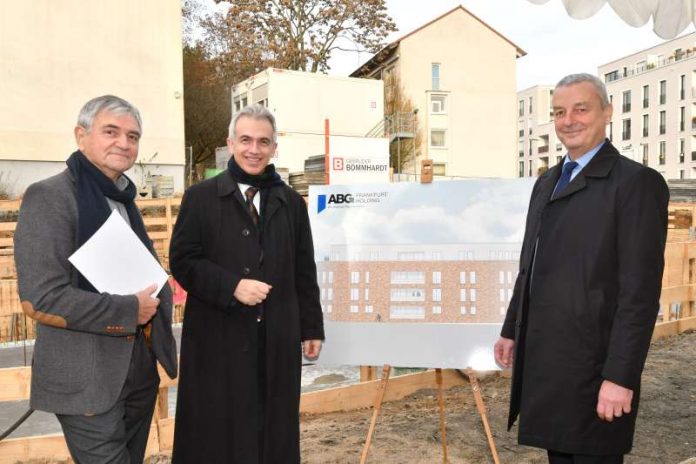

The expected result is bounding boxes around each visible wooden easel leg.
[359,364,391,464]
[435,368,448,463]
[465,369,500,464]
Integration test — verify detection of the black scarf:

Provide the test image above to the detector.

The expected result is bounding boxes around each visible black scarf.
[227,155,284,190]
[66,150,151,292]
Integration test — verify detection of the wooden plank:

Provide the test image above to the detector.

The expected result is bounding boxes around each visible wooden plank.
[0,238,14,247]
[0,434,70,464]
[0,199,22,211]
[0,222,16,232]
[300,369,468,415]
[0,366,31,401]
[158,418,175,451]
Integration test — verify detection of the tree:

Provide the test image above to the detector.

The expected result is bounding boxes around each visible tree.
[383,72,422,174]
[209,0,396,73]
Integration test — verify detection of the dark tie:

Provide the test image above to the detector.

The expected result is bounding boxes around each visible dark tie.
[244,187,259,225]
[552,161,578,199]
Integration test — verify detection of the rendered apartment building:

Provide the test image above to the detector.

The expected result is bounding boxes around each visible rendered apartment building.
[0,0,186,196]
[315,243,520,323]
[599,32,696,180]
[350,6,525,180]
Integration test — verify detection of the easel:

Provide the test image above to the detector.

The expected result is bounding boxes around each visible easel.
[359,366,500,464]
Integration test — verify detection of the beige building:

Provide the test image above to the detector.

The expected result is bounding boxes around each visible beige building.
[230,68,385,174]
[0,1,186,197]
[316,243,519,323]
[350,6,525,180]
[516,85,566,177]
[599,32,696,180]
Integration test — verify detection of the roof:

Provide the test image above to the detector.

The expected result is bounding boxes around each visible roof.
[350,5,526,77]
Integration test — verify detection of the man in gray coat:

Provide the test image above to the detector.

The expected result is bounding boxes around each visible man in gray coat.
[14,95,177,463]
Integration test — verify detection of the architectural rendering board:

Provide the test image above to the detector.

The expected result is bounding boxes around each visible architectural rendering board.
[309,178,536,368]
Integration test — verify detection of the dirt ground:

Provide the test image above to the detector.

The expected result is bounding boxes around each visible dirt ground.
[18,331,696,464]
[299,331,696,464]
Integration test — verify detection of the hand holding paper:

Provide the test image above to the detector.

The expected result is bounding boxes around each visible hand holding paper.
[68,211,169,297]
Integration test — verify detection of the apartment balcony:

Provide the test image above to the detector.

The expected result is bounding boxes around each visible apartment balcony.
[603,48,696,84]
[538,145,549,154]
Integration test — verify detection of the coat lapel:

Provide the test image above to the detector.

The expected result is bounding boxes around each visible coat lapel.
[263,185,287,225]
[549,140,619,202]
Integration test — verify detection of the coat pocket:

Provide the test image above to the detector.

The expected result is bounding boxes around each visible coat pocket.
[33,326,95,394]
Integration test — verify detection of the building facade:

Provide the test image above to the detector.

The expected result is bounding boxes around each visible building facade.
[230,68,385,174]
[316,243,519,324]
[351,6,524,180]
[0,1,186,197]
[600,32,696,180]
[516,85,565,177]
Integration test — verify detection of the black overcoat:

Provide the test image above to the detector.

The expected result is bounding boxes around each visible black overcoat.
[501,141,668,455]
[170,171,324,463]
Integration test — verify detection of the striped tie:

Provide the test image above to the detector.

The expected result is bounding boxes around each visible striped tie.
[245,187,259,225]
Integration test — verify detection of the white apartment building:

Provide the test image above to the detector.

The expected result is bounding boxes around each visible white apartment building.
[352,6,524,179]
[516,85,565,177]
[230,68,385,174]
[599,32,696,179]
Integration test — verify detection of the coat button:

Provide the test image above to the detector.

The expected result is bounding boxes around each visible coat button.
[243,267,251,275]
[242,228,250,236]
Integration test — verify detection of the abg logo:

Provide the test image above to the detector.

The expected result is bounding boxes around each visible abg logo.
[327,193,354,204]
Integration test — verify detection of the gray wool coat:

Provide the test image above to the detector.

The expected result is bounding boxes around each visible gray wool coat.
[14,169,177,415]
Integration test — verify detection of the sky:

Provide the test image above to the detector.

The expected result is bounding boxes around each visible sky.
[327,0,696,91]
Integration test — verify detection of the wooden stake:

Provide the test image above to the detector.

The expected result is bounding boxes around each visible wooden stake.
[435,368,448,463]
[359,364,391,464]
[465,369,500,464]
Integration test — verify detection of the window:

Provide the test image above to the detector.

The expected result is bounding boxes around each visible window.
[680,139,685,163]
[365,289,370,301]
[390,288,425,302]
[680,74,686,99]
[642,114,649,137]
[499,289,506,302]
[365,305,373,313]
[431,130,446,148]
[390,271,425,284]
[390,306,425,320]
[432,271,442,284]
[659,111,666,134]
[507,271,513,284]
[622,90,631,113]
[469,271,476,284]
[642,143,649,166]
[326,304,332,313]
[500,307,507,315]
[518,100,525,117]
[432,306,442,314]
[499,271,505,284]
[642,85,649,108]
[508,288,513,300]
[432,288,442,302]
[529,96,533,114]
[327,288,333,300]
[680,106,685,131]
[460,289,467,302]
[604,70,619,82]
[321,288,326,300]
[433,163,446,176]
[460,306,467,315]
[659,141,666,165]
[350,288,359,301]
[432,252,442,260]
[660,80,667,104]
[365,271,370,283]
[518,161,524,178]
[459,271,466,284]
[328,272,334,283]
[350,271,360,284]
[397,251,425,261]
[431,95,447,113]
[470,306,477,315]
[369,251,379,261]
[622,119,631,140]
[470,289,477,301]
[431,63,441,90]
[350,305,359,313]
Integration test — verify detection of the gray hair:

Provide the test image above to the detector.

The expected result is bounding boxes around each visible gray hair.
[556,73,610,108]
[77,95,143,133]
[228,104,277,142]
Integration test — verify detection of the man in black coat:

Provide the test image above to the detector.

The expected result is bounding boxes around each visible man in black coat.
[494,73,669,464]
[170,105,324,463]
